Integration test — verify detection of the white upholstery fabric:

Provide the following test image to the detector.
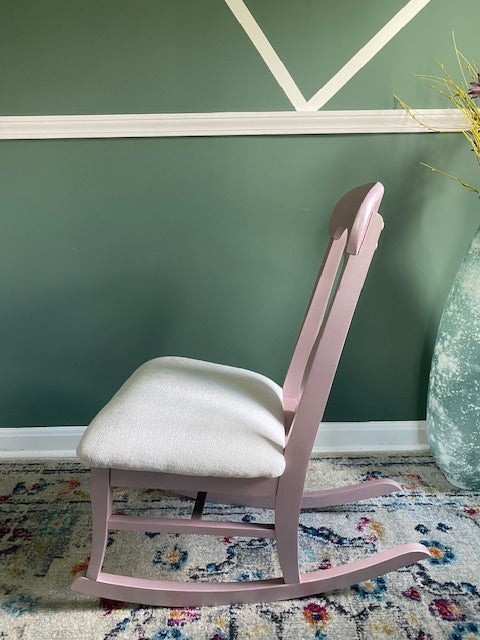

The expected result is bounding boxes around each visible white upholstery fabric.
[77,357,286,478]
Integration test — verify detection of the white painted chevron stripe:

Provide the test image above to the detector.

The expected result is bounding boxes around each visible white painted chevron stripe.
[305,0,431,110]
[225,0,431,111]
[224,0,308,111]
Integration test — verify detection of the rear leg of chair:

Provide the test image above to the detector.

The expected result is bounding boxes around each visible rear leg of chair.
[274,482,303,584]
[85,468,112,581]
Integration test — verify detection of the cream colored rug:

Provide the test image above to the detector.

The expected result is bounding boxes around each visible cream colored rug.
[0,455,479,639]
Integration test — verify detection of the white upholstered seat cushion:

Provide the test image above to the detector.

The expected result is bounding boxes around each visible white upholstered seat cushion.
[76,356,286,478]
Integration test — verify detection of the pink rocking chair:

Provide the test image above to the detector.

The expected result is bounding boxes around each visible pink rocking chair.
[72,182,430,606]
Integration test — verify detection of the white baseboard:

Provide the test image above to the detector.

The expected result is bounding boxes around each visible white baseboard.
[0,421,428,460]
[0,426,86,459]
[313,421,428,454]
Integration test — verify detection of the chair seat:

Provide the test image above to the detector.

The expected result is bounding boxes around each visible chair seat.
[77,356,286,478]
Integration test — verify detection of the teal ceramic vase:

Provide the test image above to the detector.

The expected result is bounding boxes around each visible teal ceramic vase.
[427,227,480,490]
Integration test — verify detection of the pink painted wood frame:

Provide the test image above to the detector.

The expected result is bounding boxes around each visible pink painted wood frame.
[277,182,386,583]
[72,182,431,606]
[74,544,429,607]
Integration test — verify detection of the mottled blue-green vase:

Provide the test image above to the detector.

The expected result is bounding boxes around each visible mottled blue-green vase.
[427,227,480,490]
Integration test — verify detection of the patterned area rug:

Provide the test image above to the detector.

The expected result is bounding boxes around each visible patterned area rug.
[0,455,479,640]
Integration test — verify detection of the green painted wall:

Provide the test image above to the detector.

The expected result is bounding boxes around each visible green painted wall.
[1,1,478,426]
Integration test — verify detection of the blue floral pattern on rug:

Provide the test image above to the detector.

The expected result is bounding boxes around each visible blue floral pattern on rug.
[351,576,388,601]
[0,455,478,639]
[420,539,456,565]
[152,543,188,571]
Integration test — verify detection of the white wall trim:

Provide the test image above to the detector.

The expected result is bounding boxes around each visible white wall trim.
[0,421,428,460]
[313,420,428,454]
[0,427,86,459]
[0,109,466,140]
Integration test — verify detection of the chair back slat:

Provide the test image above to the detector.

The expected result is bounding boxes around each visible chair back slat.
[282,183,384,455]
[282,235,346,418]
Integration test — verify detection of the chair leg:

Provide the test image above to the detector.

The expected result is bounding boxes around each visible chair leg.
[85,468,112,581]
[274,483,302,584]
